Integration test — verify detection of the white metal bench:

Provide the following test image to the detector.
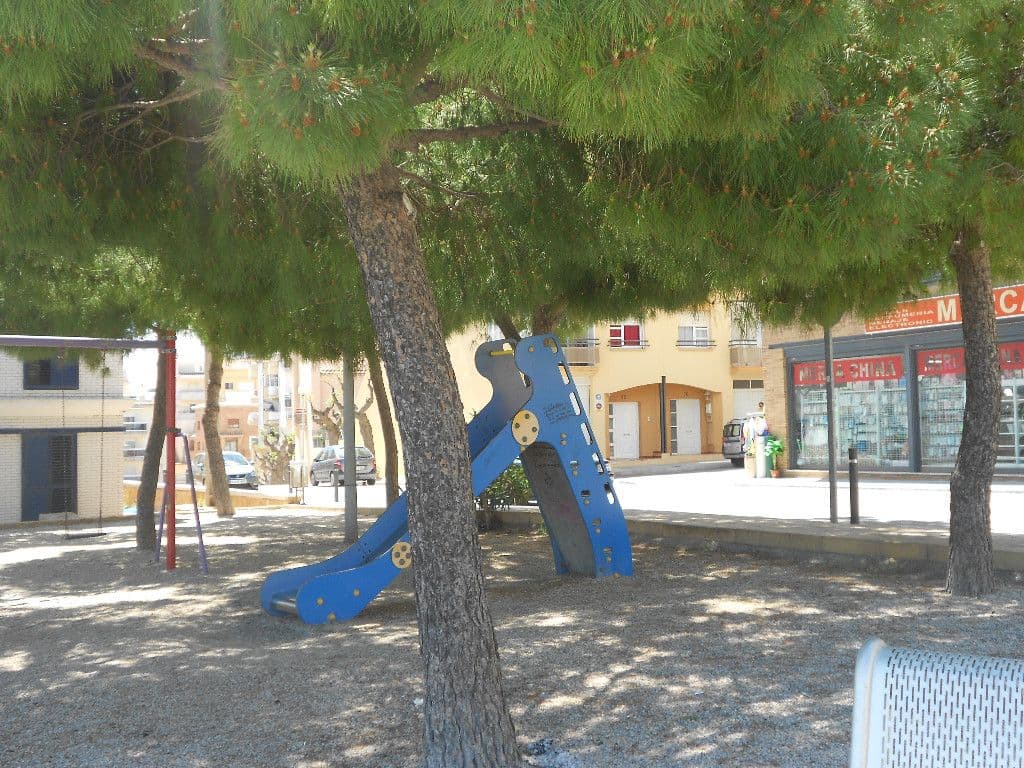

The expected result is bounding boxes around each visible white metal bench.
[850,638,1024,767]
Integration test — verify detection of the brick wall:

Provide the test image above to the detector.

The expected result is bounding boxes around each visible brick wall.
[762,348,790,470]
[75,432,126,523]
[0,436,21,524]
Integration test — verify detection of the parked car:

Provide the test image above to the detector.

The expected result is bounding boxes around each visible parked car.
[723,418,745,466]
[309,445,377,486]
[192,451,259,490]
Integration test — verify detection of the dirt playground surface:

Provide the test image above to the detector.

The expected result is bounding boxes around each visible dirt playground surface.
[2,508,1021,767]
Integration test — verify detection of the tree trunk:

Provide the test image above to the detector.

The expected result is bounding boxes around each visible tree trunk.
[494,314,522,341]
[366,346,401,506]
[947,224,998,596]
[310,396,342,445]
[339,164,519,768]
[530,300,566,335]
[135,348,167,549]
[355,383,377,456]
[202,347,235,518]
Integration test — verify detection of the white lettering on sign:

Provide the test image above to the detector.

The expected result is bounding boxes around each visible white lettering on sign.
[999,288,1020,316]
[937,297,958,324]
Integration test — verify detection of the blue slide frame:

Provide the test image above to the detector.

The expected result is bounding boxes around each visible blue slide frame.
[260,335,632,624]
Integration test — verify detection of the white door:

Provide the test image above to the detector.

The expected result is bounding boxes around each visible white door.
[733,388,765,418]
[610,402,639,459]
[673,399,701,455]
[575,381,590,416]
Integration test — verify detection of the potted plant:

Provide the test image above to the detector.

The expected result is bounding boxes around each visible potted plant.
[765,435,785,478]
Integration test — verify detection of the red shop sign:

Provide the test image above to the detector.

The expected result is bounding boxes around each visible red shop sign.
[793,355,905,386]
[865,283,1024,334]
[918,342,1024,375]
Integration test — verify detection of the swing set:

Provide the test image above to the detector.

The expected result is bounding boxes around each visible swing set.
[0,332,204,570]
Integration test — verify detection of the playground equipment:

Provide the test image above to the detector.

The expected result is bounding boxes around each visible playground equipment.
[261,334,633,624]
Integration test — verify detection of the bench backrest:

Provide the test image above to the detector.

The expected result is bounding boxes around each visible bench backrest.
[850,638,1024,767]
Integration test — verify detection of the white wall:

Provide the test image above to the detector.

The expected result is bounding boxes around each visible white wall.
[75,431,125,522]
[0,435,21,524]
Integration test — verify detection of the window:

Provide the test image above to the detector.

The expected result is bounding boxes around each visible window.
[226,418,241,431]
[225,440,239,452]
[224,382,234,390]
[609,321,645,348]
[677,313,712,348]
[729,303,762,345]
[249,436,260,451]
[24,358,79,390]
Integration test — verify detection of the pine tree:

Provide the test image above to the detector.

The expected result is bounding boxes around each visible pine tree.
[4,1,1004,762]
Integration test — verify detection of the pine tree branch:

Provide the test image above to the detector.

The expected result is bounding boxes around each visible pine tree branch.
[134,44,229,92]
[478,87,558,127]
[411,79,451,105]
[395,168,482,199]
[404,119,551,149]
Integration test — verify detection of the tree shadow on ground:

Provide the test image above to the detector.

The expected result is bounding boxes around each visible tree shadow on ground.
[1,510,1021,767]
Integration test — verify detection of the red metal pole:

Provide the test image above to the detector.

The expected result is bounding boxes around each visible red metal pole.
[165,331,177,570]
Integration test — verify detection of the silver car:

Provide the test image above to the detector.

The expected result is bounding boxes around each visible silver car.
[723,419,745,466]
[193,451,259,490]
[309,445,377,486]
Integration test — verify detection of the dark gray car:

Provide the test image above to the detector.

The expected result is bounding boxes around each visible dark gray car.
[310,445,377,486]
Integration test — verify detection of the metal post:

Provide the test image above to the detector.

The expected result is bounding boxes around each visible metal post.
[342,353,358,544]
[181,435,208,574]
[848,446,860,525]
[824,326,838,524]
[164,331,177,569]
[659,376,667,455]
[334,465,340,503]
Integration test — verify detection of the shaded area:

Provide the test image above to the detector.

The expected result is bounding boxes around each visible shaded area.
[1,509,1022,767]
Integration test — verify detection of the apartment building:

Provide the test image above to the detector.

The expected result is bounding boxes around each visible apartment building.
[0,350,127,523]
[445,304,765,463]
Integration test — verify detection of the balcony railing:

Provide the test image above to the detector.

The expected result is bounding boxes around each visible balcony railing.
[563,338,599,366]
[729,340,763,367]
[676,339,716,349]
[607,339,650,349]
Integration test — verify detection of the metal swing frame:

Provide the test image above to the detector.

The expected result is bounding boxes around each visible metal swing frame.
[0,333,192,570]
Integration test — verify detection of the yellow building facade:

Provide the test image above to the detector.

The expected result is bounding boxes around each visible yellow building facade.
[445,304,765,465]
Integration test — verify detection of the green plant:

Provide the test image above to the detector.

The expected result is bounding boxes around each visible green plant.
[478,463,532,510]
[764,436,785,470]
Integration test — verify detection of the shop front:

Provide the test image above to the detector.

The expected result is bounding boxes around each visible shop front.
[776,315,1024,474]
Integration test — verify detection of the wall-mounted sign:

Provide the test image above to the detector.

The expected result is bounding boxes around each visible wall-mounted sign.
[865,284,1024,334]
[793,355,905,387]
[917,342,1024,376]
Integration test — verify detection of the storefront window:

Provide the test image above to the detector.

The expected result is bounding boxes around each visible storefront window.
[917,348,966,467]
[793,355,909,469]
[918,343,1024,468]
[999,342,1024,467]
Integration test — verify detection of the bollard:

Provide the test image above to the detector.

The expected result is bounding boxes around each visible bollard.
[848,446,860,525]
[334,470,339,503]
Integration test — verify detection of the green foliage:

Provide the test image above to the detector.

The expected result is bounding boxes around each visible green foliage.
[764,435,785,469]
[478,462,532,509]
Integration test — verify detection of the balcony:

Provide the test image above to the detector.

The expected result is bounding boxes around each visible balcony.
[729,341,763,367]
[676,339,716,349]
[563,338,599,366]
[607,339,650,350]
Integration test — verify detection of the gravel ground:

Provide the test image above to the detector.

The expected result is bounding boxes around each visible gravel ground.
[1,508,1022,768]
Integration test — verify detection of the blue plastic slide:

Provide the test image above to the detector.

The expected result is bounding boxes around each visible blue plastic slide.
[260,335,632,624]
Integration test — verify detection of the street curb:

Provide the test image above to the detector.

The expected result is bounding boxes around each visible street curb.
[493,506,1024,574]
